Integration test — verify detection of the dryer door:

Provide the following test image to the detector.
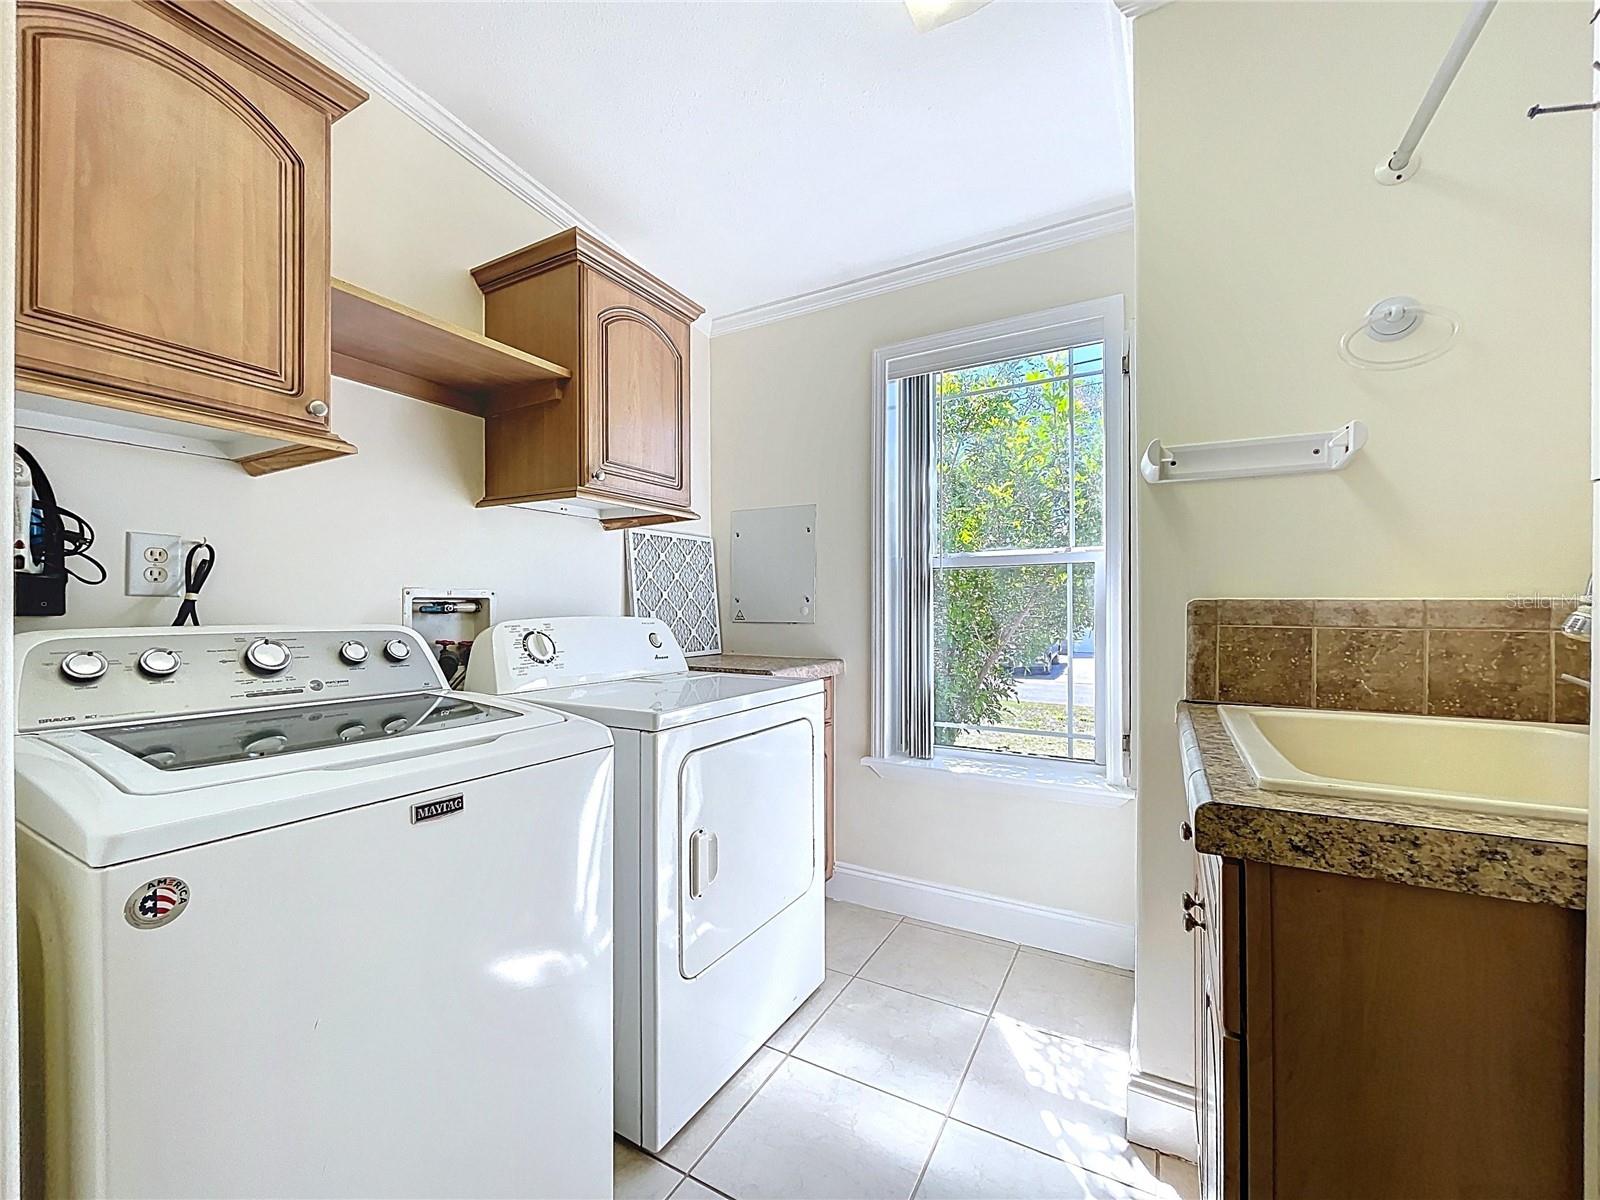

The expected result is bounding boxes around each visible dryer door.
[678,716,817,978]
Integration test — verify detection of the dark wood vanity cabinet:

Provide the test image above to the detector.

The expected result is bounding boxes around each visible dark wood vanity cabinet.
[1190,852,1584,1200]
[1192,851,1241,1200]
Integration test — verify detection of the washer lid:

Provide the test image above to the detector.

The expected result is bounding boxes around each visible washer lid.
[14,691,610,866]
[75,692,522,776]
[531,671,822,731]
[40,692,550,790]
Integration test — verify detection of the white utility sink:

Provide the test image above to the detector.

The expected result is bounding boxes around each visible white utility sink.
[1218,705,1588,824]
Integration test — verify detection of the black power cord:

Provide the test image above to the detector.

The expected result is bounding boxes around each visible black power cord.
[57,505,106,586]
[172,541,215,626]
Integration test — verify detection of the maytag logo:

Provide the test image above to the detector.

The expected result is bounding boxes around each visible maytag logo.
[411,795,465,824]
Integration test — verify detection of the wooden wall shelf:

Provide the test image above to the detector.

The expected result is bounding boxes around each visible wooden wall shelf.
[330,279,570,416]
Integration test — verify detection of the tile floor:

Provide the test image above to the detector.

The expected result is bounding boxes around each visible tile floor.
[613,900,1200,1200]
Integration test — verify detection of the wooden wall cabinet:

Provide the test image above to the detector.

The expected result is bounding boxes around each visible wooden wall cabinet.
[1190,852,1584,1199]
[16,0,365,474]
[472,229,703,528]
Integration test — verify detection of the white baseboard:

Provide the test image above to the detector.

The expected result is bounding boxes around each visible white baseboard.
[826,862,1134,970]
[1126,1071,1197,1161]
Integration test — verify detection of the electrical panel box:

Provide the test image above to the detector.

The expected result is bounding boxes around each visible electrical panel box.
[729,505,816,625]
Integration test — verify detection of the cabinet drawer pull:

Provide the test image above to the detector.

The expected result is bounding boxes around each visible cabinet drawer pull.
[1180,820,1194,842]
[1184,911,1206,933]
[1183,891,1205,913]
[306,399,329,418]
[591,469,606,482]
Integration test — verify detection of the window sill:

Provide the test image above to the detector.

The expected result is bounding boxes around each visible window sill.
[861,750,1134,806]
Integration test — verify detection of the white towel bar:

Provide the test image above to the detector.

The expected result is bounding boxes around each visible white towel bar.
[1140,421,1367,485]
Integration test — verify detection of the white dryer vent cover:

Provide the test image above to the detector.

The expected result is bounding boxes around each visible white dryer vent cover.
[626,529,722,657]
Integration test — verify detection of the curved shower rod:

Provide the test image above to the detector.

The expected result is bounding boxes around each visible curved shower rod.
[1375,0,1498,186]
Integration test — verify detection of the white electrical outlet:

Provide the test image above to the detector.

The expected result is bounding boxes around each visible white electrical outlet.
[125,532,190,597]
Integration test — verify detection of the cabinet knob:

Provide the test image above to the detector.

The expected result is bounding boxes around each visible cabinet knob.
[1179,820,1194,842]
[1184,911,1206,933]
[1182,891,1205,913]
[306,399,329,418]
[590,469,606,482]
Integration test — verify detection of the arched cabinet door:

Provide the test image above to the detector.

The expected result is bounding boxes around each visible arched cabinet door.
[16,0,363,435]
[582,271,692,509]
[473,228,702,522]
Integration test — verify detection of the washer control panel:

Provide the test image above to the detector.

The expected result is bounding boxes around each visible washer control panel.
[16,626,446,731]
[463,616,687,694]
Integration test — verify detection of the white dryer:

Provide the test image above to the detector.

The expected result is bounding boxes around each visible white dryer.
[465,616,825,1151]
[14,625,615,1199]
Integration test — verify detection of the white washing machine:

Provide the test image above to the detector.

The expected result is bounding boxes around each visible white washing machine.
[465,616,825,1151]
[13,625,615,1200]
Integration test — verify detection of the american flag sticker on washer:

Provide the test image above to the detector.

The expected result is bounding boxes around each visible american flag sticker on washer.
[124,877,190,930]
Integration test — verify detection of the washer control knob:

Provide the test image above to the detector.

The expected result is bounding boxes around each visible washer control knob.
[137,648,180,678]
[243,638,292,674]
[337,722,367,742]
[382,638,412,663]
[339,640,370,665]
[243,733,288,757]
[648,631,663,649]
[523,630,557,664]
[60,651,108,682]
[383,717,410,735]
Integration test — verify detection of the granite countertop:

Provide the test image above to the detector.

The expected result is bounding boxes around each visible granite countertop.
[1179,702,1587,910]
[687,653,844,681]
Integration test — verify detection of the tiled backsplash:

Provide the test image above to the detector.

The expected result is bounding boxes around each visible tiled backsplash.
[1187,599,1590,725]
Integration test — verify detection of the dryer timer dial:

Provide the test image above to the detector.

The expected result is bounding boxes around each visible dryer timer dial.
[522,630,558,664]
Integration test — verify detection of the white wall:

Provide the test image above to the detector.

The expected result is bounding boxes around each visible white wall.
[710,230,1137,930]
[1131,0,1591,1096]
[16,16,710,637]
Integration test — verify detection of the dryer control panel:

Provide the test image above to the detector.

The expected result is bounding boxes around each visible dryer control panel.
[16,626,445,730]
[463,616,688,694]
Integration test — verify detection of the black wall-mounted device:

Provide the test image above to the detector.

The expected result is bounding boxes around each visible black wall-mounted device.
[14,445,69,617]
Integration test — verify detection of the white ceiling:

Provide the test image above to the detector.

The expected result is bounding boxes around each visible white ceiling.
[312,1,1133,320]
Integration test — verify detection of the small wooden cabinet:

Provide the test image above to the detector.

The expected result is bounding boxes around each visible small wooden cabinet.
[472,229,703,527]
[1189,850,1584,1199]
[16,0,365,472]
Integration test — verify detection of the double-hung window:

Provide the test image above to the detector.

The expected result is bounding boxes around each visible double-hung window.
[870,298,1129,790]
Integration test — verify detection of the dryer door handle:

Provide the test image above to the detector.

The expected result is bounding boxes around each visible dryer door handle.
[688,829,719,899]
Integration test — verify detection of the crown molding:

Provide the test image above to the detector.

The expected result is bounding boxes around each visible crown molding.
[256,1,616,247]
[1113,0,1173,17]
[247,3,1127,339]
[710,201,1134,337]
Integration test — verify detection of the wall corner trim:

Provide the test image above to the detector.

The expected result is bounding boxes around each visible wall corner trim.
[1112,0,1172,18]
[710,203,1135,337]
[259,2,615,249]
[1126,1071,1198,1160]
[826,861,1134,969]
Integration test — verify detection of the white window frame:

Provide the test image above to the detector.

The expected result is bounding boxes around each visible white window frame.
[866,297,1131,799]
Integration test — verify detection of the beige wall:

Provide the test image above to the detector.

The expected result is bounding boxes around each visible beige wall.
[325,91,545,331]
[18,12,709,636]
[710,231,1137,928]
[1131,0,1591,1091]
